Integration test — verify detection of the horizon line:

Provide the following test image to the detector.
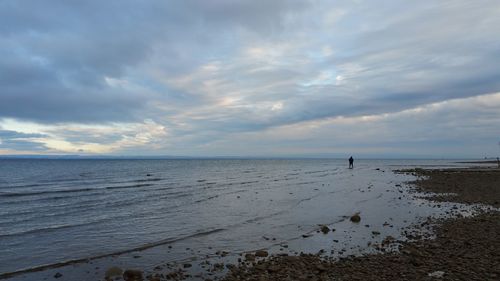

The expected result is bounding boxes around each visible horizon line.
[0,154,489,160]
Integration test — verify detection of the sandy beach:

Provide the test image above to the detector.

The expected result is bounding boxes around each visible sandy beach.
[219,167,500,281]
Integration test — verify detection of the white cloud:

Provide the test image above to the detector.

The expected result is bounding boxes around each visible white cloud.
[0,119,168,154]
[180,92,500,157]
[271,102,283,111]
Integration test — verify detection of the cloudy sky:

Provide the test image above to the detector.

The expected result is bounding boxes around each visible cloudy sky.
[1,0,499,158]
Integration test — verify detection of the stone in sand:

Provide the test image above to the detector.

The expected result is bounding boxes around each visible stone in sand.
[320,225,330,234]
[255,250,269,257]
[105,266,123,279]
[123,269,143,281]
[428,271,445,278]
[350,214,361,223]
[245,253,256,261]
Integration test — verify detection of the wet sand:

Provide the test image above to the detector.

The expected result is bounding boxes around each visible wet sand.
[222,168,500,281]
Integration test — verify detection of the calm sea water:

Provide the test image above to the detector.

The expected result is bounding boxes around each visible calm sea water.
[0,158,474,279]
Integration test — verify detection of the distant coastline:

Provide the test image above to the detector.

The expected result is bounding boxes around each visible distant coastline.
[0,155,489,160]
[456,160,499,164]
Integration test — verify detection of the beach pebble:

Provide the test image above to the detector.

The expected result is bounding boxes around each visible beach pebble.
[350,214,361,223]
[320,225,330,234]
[428,271,445,278]
[123,269,143,281]
[245,253,255,261]
[255,250,269,257]
[105,266,123,279]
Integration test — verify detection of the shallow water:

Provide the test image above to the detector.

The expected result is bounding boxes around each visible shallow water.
[0,159,481,280]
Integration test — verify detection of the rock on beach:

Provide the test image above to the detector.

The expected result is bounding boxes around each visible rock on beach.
[123,269,143,281]
[350,214,361,223]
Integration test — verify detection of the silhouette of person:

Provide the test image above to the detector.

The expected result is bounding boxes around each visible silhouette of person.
[349,156,354,169]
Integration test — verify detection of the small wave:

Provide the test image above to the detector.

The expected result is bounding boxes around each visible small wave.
[271,177,299,182]
[157,192,192,201]
[0,183,47,189]
[0,183,154,198]
[38,177,88,184]
[105,183,153,190]
[203,181,237,188]
[294,181,320,186]
[0,220,98,239]
[194,194,219,203]
[0,188,95,198]
[0,190,104,208]
[239,180,259,185]
[135,178,162,183]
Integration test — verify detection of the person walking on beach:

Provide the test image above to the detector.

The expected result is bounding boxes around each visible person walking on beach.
[349,156,354,169]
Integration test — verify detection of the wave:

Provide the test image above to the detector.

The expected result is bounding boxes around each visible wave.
[194,194,219,203]
[239,180,260,185]
[0,220,99,239]
[295,181,319,186]
[0,188,95,197]
[0,183,47,189]
[134,178,163,183]
[105,183,154,190]
[0,183,155,198]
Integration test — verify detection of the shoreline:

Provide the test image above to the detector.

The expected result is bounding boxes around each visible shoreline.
[220,167,500,281]
[2,165,498,280]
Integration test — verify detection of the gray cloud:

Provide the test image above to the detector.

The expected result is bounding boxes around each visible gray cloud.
[1,0,500,155]
[0,0,308,123]
[0,130,46,151]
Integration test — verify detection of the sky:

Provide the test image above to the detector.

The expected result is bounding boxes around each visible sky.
[1,0,500,158]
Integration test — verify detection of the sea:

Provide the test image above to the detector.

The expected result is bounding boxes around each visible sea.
[0,158,482,280]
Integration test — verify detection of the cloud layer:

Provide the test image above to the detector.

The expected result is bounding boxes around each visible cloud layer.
[1,0,500,157]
